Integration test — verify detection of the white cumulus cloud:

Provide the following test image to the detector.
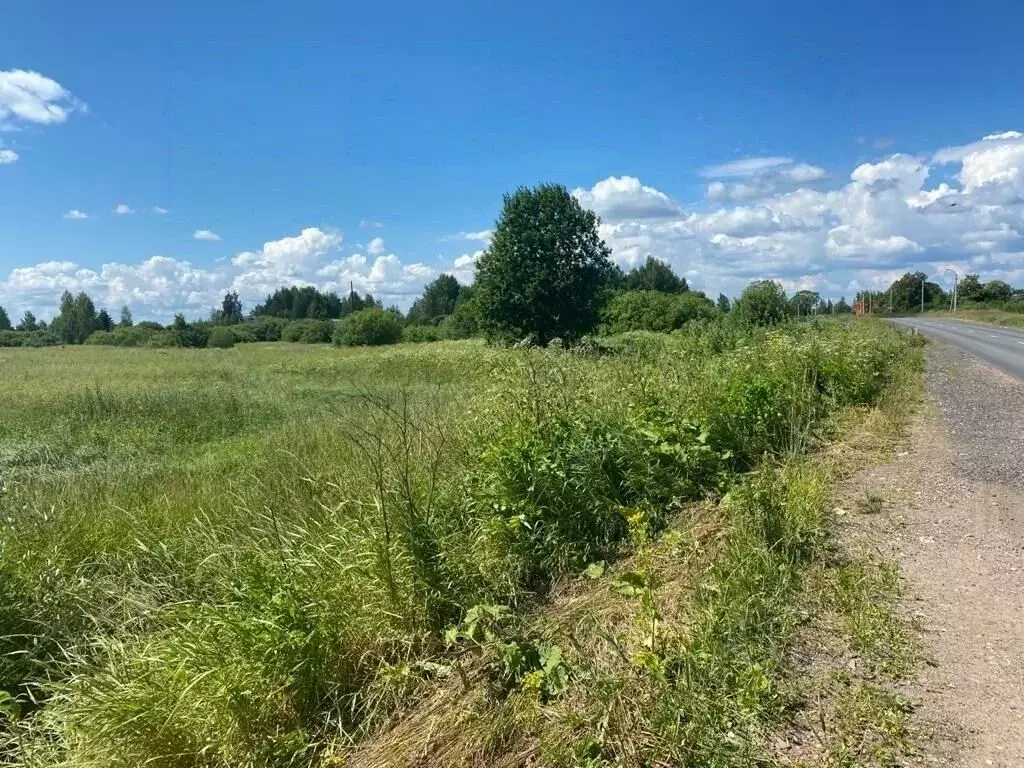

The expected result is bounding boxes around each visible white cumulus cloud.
[0,70,85,128]
[114,204,134,215]
[444,229,493,243]
[193,229,221,241]
[0,148,17,165]
[64,209,87,220]
[576,130,1024,298]
[152,206,169,215]
[0,226,441,321]
[367,236,386,255]
[573,176,680,220]
[702,156,827,202]
[700,157,794,178]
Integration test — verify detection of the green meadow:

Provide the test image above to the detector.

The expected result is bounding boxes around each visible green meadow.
[0,322,920,767]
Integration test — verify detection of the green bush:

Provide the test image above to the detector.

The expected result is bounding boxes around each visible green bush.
[226,324,255,344]
[402,324,441,343]
[441,296,483,339]
[0,330,58,348]
[145,330,183,348]
[84,331,114,345]
[333,308,403,346]
[247,316,289,342]
[604,290,717,334]
[281,319,334,343]
[85,326,158,347]
[0,330,23,347]
[207,327,237,349]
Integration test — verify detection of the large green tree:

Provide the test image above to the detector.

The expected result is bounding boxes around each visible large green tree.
[216,291,244,325]
[620,256,688,293]
[52,291,98,344]
[95,308,114,332]
[979,279,1013,303]
[407,274,461,325]
[887,272,944,312]
[789,290,821,316]
[17,311,38,331]
[733,281,790,326]
[958,274,981,301]
[475,183,616,344]
[0,305,10,331]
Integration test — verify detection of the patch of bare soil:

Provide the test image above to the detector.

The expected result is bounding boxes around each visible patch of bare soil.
[847,342,1024,766]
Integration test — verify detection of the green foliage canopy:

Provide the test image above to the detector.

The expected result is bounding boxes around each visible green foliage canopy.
[475,183,616,344]
[333,307,404,346]
[619,256,688,293]
[733,281,790,326]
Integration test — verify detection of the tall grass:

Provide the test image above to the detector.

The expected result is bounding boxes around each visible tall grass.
[0,322,915,766]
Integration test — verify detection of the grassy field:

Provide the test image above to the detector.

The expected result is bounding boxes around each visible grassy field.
[0,324,921,767]
[929,307,1024,328]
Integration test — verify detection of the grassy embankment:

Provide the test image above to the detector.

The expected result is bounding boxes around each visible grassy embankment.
[928,307,1024,329]
[0,321,922,766]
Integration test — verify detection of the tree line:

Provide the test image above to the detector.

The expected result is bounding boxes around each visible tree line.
[852,271,1023,314]
[5,182,1017,350]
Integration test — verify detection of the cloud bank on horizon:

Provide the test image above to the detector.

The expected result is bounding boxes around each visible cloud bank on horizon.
[3,118,1024,319]
[576,130,1024,300]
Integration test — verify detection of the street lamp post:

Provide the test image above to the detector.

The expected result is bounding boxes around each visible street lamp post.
[943,268,959,313]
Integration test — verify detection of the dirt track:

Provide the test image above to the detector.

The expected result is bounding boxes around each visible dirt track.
[856,340,1024,766]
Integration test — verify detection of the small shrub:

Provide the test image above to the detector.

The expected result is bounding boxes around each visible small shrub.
[333,308,403,347]
[227,324,255,344]
[402,324,441,344]
[84,330,114,345]
[442,297,483,339]
[85,326,157,347]
[282,319,334,343]
[247,316,289,342]
[145,330,183,348]
[0,329,60,347]
[207,327,237,348]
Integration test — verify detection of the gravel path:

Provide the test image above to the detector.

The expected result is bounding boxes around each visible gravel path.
[926,341,1024,491]
[856,340,1024,766]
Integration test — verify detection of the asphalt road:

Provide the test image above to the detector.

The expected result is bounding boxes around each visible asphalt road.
[891,317,1024,381]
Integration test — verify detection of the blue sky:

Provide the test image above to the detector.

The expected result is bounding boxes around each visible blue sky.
[3,0,1024,320]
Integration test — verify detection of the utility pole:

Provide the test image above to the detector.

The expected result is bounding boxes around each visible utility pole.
[920,276,925,313]
[889,285,893,313]
[943,268,958,313]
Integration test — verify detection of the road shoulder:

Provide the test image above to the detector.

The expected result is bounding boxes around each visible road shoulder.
[853,341,1024,766]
